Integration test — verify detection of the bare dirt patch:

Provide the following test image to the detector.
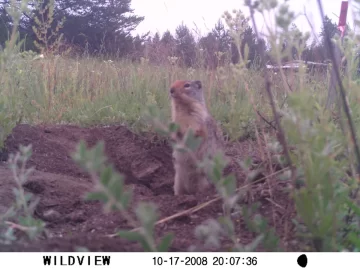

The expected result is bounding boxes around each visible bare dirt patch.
[0,124,296,251]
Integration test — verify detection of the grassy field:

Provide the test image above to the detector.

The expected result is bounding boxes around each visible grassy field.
[0,52,331,139]
[1,3,360,253]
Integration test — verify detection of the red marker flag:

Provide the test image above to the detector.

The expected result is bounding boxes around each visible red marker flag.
[338,1,348,37]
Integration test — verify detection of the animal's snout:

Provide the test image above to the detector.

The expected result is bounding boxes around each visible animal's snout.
[170,87,175,94]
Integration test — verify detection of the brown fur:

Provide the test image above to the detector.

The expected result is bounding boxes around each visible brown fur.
[169,80,225,195]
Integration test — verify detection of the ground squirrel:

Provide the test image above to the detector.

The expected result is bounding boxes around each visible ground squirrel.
[169,79,225,195]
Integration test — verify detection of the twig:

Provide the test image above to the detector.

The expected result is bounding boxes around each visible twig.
[107,167,289,237]
[280,95,288,109]
[265,198,285,210]
[5,221,30,232]
[255,110,277,131]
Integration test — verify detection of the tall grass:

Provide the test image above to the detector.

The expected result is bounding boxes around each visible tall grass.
[0,49,330,139]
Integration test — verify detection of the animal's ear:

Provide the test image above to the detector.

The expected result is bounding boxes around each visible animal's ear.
[193,80,202,89]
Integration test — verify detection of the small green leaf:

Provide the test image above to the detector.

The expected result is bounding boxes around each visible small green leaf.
[184,129,202,151]
[347,232,360,249]
[218,216,235,236]
[135,203,158,234]
[117,230,154,251]
[157,233,174,252]
[212,165,222,181]
[240,157,253,170]
[100,166,112,186]
[117,230,143,242]
[244,234,264,252]
[168,122,179,133]
[345,198,360,216]
[223,175,236,193]
[109,175,124,201]
[121,190,133,209]
[85,191,108,203]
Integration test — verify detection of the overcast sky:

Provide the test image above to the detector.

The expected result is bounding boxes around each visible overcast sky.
[131,0,355,41]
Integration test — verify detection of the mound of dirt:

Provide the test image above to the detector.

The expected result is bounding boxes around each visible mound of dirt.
[0,124,296,251]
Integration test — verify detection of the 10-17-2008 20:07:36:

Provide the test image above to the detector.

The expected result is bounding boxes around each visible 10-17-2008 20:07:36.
[152,256,258,266]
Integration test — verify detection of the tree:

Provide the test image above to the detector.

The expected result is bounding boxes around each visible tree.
[0,5,12,47]
[56,0,144,56]
[175,23,196,67]
[0,1,36,51]
[199,32,219,69]
[211,20,231,53]
[0,0,145,56]
[159,30,176,63]
[319,15,340,61]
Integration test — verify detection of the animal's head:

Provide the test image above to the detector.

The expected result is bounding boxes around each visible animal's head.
[169,80,204,104]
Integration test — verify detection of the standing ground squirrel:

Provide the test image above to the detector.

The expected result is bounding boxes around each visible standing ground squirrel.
[169,79,225,195]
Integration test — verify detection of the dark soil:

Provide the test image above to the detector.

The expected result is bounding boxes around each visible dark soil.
[0,124,296,252]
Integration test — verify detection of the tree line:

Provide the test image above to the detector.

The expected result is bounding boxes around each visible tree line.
[0,0,344,69]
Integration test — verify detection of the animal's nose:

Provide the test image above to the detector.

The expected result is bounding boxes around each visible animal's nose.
[170,88,175,94]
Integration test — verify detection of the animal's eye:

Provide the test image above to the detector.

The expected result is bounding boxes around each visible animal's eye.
[184,83,190,88]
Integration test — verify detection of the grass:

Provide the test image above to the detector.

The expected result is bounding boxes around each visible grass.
[1,0,360,252]
[0,52,329,139]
